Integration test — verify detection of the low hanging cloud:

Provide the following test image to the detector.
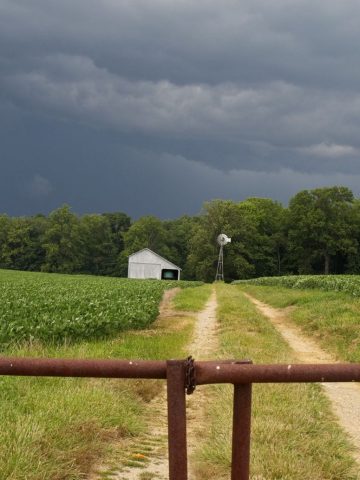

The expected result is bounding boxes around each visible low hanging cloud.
[3,54,360,167]
[299,143,359,158]
[28,174,54,197]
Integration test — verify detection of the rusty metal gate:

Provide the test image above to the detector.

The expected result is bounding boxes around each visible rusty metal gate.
[1,356,360,479]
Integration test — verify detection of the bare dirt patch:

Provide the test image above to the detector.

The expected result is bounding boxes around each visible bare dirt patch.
[245,292,360,465]
[186,290,219,479]
[91,287,219,480]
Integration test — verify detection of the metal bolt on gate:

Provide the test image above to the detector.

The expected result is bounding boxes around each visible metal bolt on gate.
[1,356,360,480]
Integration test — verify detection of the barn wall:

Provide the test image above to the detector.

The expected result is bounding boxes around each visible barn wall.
[128,249,180,280]
[128,262,161,279]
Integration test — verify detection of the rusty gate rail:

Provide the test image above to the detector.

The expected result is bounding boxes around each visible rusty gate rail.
[1,357,360,382]
[1,356,360,480]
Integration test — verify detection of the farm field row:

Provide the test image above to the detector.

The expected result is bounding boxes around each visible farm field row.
[1,270,360,479]
[0,269,202,347]
[0,269,209,479]
[234,274,360,297]
[197,284,358,479]
[238,280,360,363]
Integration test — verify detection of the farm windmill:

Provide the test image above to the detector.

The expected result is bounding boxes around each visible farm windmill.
[215,233,231,281]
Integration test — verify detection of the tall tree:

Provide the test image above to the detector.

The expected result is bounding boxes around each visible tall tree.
[287,186,357,274]
[186,199,264,281]
[42,205,83,273]
[79,214,116,275]
[0,214,11,268]
[1,215,47,271]
[118,216,171,276]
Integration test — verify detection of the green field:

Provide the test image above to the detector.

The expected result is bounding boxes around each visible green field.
[233,274,360,296]
[2,271,360,479]
[0,269,206,480]
[0,269,201,347]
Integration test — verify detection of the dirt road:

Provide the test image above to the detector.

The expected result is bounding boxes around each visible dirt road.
[245,292,360,465]
[92,288,218,480]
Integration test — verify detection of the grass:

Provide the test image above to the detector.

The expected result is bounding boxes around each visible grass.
[233,274,360,297]
[0,271,209,480]
[239,284,360,362]
[195,283,359,480]
[172,283,212,311]
[0,322,193,479]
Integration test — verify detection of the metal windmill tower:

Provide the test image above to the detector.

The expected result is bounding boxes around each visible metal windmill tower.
[215,233,231,281]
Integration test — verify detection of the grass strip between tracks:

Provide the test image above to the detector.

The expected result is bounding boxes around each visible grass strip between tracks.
[239,284,360,363]
[195,283,359,480]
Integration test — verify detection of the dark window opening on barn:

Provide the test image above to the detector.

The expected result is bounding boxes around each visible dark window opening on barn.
[161,269,179,280]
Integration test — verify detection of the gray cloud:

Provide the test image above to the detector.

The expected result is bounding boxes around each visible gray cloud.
[1,0,360,216]
[27,174,54,197]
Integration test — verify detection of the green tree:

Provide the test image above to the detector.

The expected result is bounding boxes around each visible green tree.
[163,215,199,276]
[42,205,83,273]
[118,216,171,276]
[0,214,11,267]
[242,198,287,276]
[186,199,263,282]
[101,212,131,275]
[1,215,47,271]
[79,214,116,275]
[287,186,357,274]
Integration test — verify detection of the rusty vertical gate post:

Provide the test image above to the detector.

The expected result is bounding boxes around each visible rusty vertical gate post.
[231,360,253,480]
[167,360,188,480]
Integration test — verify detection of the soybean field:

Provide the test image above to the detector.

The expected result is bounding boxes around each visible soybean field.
[0,269,201,347]
[233,274,360,296]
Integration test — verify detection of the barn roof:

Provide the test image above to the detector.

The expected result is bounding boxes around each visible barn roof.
[128,248,182,270]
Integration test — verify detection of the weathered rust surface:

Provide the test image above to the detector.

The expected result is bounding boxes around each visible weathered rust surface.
[0,357,167,378]
[1,356,360,480]
[167,360,188,480]
[231,383,252,480]
[196,362,360,384]
[1,357,359,384]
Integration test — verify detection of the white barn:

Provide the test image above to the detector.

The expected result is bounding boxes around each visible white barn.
[128,248,181,280]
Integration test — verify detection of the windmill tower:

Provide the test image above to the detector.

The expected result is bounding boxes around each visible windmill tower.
[215,233,231,281]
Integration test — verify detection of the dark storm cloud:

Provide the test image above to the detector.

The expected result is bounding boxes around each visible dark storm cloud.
[1,0,360,216]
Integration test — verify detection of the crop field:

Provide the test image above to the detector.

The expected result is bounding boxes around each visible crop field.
[233,274,360,296]
[0,269,206,479]
[2,270,360,479]
[0,269,201,347]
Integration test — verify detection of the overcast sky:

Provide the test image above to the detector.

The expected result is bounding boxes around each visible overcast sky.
[2,0,360,219]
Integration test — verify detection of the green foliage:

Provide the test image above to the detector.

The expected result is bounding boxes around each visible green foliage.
[172,284,212,311]
[42,205,83,273]
[236,284,360,363]
[2,185,360,281]
[0,284,195,480]
[0,269,202,347]
[233,274,360,296]
[287,186,357,274]
[186,198,286,281]
[79,214,116,275]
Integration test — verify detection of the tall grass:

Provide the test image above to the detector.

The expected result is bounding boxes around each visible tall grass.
[195,284,359,480]
[238,284,360,363]
[233,274,360,296]
[172,283,213,311]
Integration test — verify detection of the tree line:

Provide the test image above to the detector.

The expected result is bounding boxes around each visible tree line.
[1,186,360,281]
